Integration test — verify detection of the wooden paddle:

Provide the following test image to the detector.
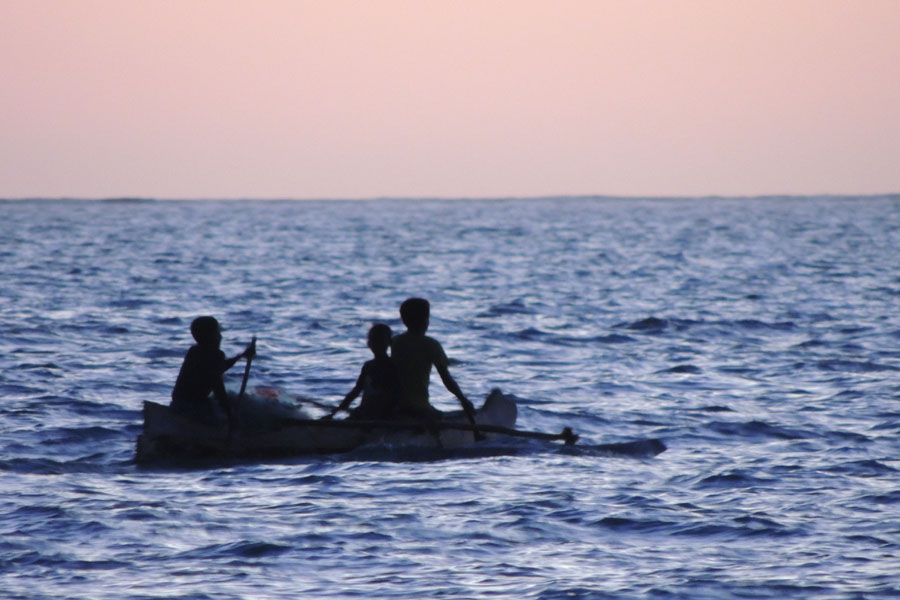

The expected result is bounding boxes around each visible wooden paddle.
[237,336,257,400]
[228,336,256,445]
[460,397,486,442]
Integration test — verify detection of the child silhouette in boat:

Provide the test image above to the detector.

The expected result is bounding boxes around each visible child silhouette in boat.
[391,298,476,422]
[171,316,255,423]
[328,323,402,420]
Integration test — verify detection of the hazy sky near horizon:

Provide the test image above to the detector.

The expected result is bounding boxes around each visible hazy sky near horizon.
[2,0,899,199]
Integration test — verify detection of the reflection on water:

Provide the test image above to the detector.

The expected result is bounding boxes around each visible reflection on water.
[2,197,900,598]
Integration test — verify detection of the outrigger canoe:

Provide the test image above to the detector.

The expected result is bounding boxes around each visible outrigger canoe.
[135,388,562,463]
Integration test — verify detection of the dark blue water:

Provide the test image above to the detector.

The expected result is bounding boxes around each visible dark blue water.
[2,197,899,599]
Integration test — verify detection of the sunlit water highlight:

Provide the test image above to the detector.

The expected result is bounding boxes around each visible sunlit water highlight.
[1,197,899,599]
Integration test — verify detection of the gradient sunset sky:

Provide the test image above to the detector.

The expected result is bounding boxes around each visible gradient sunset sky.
[2,0,899,199]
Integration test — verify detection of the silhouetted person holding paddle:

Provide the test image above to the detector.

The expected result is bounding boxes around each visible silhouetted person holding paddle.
[171,316,255,424]
[327,323,402,420]
[391,298,477,423]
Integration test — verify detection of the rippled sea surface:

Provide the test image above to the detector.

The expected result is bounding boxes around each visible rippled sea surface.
[2,197,900,599]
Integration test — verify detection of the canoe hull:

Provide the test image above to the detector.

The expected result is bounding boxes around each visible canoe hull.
[135,389,517,463]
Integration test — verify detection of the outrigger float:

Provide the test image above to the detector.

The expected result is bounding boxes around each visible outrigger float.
[135,388,580,463]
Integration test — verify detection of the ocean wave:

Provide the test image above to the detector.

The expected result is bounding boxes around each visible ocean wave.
[658,364,702,374]
[175,540,293,562]
[824,459,897,477]
[693,469,778,490]
[476,299,536,317]
[4,197,900,599]
[622,317,669,332]
[671,520,803,538]
[706,420,813,441]
[815,359,899,373]
[0,549,129,572]
[859,491,900,505]
[593,515,675,533]
[0,455,118,475]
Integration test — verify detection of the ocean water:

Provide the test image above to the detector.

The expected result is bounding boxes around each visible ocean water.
[1,196,899,599]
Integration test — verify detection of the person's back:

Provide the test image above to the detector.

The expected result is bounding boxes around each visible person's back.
[391,298,474,421]
[353,353,401,419]
[391,329,449,417]
[171,343,227,409]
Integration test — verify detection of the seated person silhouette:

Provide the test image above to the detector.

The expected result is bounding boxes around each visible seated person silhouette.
[390,298,476,422]
[171,316,254,424]
[328,323,401,420]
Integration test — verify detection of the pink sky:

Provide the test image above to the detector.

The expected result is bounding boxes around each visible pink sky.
[2,0,899,198]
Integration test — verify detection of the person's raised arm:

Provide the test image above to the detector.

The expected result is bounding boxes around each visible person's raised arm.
[326,367,365,419]
[223,341,255,372]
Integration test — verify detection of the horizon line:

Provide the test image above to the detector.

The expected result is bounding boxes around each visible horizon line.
[3,192,900,203]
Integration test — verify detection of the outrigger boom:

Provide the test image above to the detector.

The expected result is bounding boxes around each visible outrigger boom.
[280,416,580,446]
